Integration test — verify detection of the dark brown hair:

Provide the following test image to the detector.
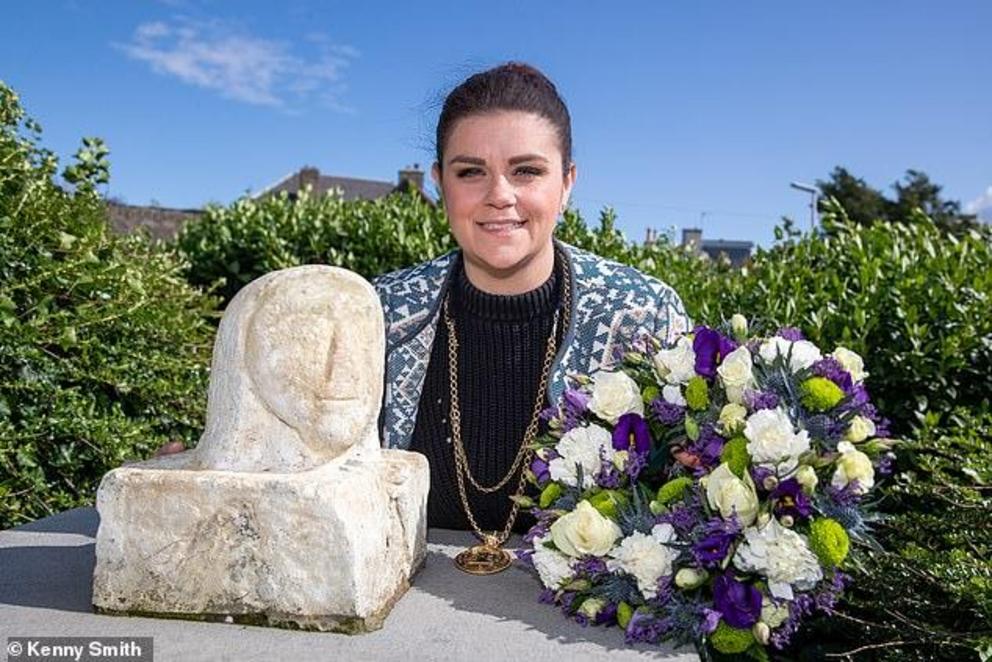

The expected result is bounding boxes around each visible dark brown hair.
[435,62,572,174]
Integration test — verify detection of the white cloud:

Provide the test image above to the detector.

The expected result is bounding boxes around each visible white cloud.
[965,186,992,223]
[115,18,358,110]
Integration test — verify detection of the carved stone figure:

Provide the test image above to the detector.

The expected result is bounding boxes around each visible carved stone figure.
[91,266,429,633]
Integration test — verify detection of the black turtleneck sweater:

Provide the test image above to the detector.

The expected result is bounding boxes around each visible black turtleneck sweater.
[410,250,566,533]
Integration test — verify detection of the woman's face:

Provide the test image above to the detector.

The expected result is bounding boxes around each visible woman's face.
[433,110,576,294]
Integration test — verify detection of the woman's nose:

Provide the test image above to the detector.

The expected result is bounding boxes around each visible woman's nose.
[485,174,515,208]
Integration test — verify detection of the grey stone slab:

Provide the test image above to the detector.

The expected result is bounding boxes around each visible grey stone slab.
[1,508,698,662]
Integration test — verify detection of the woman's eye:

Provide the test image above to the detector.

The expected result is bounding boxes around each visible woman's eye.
[455,167,484,178]
[514,166,545,178]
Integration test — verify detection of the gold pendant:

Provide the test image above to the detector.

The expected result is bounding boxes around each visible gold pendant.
[454,535,512,575]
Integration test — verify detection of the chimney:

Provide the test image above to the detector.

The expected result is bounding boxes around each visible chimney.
[682,227,703,254]
[644,228,657,245]
[398,163,424,191]
[298,166,320,192]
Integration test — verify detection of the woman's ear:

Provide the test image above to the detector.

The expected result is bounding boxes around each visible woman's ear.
[431,162,443,207]
[562,162,577,211]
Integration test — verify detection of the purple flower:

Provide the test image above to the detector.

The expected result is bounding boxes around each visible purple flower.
[693,327,739,379]
[750,465,776,492]
[625,450,648,482]
[651,397,685,426]
[811,357,854,393]
[827,481,864,507]
[658,503,700,538]
[613,413,652,455]
[574,556,608,576]
[688,424,725,470]
[771,478,813,521]
[692,516,741,568]
[713,573,762,628]
[625,611,670,644]
[596,457,623,489]
[530,455,551,485]
[876,452,896,477]
[701,608,722,634]
[537,588,556,604]
[564,387,590,415]
[744,389,779,411]
[776,326,805,342]
[595,602,618,626]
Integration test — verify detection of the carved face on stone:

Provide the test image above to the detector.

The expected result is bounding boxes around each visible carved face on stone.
[195,266,385,472]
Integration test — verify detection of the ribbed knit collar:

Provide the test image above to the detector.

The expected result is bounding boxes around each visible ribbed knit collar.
[451,249,562,322]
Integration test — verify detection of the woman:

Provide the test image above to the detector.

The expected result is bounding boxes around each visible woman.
[372,63,691,558]
[159,62,691,560]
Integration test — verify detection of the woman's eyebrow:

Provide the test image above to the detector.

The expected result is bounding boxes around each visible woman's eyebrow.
[448,155,485,166]
[508,154,549,165]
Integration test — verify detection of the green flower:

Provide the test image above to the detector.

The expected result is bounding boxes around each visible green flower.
[642,385,659,404]
[809,517,850,566]
[685,376,710,411]
[656,476,693,505]
[538,483,562,508]
[617,601,634,628]
[720,436,750,478]
[587,489,629,520]
[685,416,700,441]
[800,376,845,412]
[709,621,756,654]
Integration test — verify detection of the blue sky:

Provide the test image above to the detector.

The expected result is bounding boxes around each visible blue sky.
[3,1,990,247]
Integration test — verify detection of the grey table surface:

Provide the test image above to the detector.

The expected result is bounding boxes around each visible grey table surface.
[0,507,698,662]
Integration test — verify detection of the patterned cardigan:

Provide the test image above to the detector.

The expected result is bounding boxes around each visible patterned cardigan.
[372,240,692,450]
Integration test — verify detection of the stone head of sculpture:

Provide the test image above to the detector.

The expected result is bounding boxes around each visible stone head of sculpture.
[192,266,384,473]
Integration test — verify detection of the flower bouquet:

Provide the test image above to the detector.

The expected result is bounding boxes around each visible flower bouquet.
[518,316,897,659]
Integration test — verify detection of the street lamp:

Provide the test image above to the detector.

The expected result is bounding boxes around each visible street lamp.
[790,181,820,231]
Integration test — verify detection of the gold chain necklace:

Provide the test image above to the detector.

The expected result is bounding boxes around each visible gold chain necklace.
[444,266,571,575]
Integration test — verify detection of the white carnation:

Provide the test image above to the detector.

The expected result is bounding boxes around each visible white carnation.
[733,519,823,600]
[588,371,644,424]
[652,335,697,384]
[606,525,679,599]
[759,337,822,373]
[548,424,613,488]
[532,535,575,589]
[744,407,811,469]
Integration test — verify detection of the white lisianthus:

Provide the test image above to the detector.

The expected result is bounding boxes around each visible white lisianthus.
[550,500,622,558]
[716,346,755,404]
[577,597,607,619]
[548,424,613,488]
[844,415,876,443]
[744,407,811,468]
[795,465,819,493]
[675,567,708,589]
[831,347,868,383]
[662,384,687,407]
[759,337,823,373]
[532,534,575,589]
[761,596,791,627]
[733,518,824,600]
[588,371,644,424]
[652,336,697,385]
[831,441,875,494]
[606,524,678,598]
[705,462,760,526]
[730,313,749,339]
[718,403,748,435]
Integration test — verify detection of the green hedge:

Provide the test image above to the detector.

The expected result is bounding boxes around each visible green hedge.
[0,82,217,528]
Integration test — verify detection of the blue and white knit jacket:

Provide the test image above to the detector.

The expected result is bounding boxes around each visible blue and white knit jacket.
[372,240,692,450]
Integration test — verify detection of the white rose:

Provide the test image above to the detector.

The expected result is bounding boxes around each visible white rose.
[844,415,876,443]
[832,441,875,494]
[662,384,687,407]
[705,462,759,526]
[532,534,575,589]
[548,424,613,488]
[759,337,822,373]
[652,335,696,384]
[718,403,748,435]
[744,407,811,468]
[831,346,868,383]
[716,346,755,404]
[607,525,678,598]
[733,518,823,601]
[588,371,644,424]
[795,465,819,493]
[550,500,623,557]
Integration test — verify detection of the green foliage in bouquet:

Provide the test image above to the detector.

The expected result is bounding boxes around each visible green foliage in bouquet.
[175,187,455,306]
[0,82,217,529]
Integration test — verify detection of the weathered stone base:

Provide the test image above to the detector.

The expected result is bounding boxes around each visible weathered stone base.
[92,448,429,632]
